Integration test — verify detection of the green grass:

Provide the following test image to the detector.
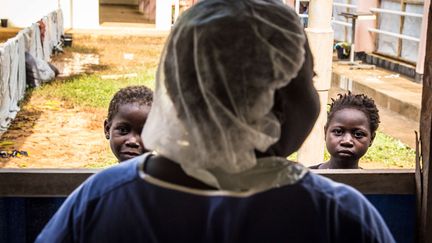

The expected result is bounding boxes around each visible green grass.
[29,69,156,168]
[362,131,415,168]
[34,71,416,168]
[288,131,415,168]
[35,70,155,109]
[35,71,415,168]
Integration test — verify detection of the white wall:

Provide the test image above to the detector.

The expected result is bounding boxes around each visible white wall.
[155,0,172,30]
[0,0,58,27]
[0,0,99,29]
[71,0,99,29]
[59,0,72,29]
[100,0,138,5]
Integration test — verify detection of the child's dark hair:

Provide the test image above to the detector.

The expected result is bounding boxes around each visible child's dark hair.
[107,85,153,122]
[326,92,380,134]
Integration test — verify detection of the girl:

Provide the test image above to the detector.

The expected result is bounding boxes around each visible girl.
[310,92,380,169]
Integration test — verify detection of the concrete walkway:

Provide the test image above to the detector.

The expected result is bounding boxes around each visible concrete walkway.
[330,61,421,149]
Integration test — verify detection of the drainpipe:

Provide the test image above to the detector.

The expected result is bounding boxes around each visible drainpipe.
[297,0,334,166]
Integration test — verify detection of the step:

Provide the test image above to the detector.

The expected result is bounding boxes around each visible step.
[331,62,422,122]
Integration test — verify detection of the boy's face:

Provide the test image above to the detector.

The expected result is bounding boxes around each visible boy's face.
[104,103,151,162]
[325,108,373,165]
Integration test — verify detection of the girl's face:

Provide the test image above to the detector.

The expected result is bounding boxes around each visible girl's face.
[104,103,151,162]
[325,108,373,165]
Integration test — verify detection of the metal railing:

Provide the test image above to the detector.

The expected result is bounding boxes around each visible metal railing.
[368,28,420,43]
[368,7,423,43]
[333,2,357,9]
[370,7,423,18]
[331,2,357,28]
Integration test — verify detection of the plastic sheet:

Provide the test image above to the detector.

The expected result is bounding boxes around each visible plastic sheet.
[142,0,313,190]
[0,9,64,136]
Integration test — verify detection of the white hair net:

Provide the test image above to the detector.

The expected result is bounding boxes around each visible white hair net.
[142,0,309,190]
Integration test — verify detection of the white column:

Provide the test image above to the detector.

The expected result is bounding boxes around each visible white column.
[297,0,334,166]
[72,0,99,29]
[173,0,180,23]
[156,0,172,30]
[59,0,72,29]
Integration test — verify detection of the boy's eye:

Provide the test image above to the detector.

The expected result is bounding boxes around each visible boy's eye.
[353,130,366,138]
[332,128,343,136]
[115,126,130,135]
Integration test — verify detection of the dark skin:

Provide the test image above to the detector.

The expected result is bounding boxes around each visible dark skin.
[104,103,150,162]
[144,41,320,190]
[317,108,374,169]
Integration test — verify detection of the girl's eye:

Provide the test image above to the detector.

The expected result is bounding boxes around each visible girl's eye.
[353,131,366,138]
[332,128,343,136]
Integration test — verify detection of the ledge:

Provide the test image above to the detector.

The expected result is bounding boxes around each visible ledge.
[0,169,416,197]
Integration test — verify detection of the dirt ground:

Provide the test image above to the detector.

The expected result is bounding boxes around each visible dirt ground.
[0,35,166,168]
[0,34,415,169]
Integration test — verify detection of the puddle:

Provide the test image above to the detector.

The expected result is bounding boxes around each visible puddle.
[54,53,100,77]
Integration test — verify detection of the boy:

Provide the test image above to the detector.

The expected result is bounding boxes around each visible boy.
[104,85,153,162]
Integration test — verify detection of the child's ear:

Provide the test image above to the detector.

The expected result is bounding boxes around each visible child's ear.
[369,132,376,147]
[104,119,110,140]
[323,125,328,140]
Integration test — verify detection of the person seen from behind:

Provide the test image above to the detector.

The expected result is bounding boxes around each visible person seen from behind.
[310,92,380,169]
[36,1,394,242]
[104,85,153,162]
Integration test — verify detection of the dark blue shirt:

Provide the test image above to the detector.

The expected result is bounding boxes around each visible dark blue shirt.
[36,155,395,243]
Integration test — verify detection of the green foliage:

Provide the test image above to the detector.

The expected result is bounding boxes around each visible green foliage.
[35,70,155,108]
[288,131,415,168]
[362,131,415,168]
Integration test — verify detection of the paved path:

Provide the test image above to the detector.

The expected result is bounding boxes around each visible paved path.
[331,61,421,149]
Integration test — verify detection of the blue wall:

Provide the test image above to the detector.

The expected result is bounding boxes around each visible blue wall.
[366,194,416,243]
[0,195,416,243]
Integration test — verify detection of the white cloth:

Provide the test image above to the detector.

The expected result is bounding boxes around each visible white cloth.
[0,44,12,132]
[29,23,44,60]
[7,38,20,112]
[42,17,52,62]
[57,9,64,40]
[142,0,307,190]
[16,32,27,100]
[0,8,64,135]
[26,52,56,87]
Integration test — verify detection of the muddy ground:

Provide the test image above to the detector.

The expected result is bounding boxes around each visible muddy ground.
[0,35,166,168]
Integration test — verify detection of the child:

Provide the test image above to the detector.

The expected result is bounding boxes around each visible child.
[104,85,153,162]
[310,92,380,169]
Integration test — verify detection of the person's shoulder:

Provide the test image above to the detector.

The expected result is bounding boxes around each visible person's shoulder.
[78,155,145,200]
[300,172,379,222]
[308,163,322,169]
[302,172,367,204]
[301,172,395,242]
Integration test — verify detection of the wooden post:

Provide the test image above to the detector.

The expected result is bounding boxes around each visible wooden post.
[416,0,431,80]
[418,1,432,242]
[297,0,334,165]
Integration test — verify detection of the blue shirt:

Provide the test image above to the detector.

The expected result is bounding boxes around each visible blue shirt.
[36,155,395,243]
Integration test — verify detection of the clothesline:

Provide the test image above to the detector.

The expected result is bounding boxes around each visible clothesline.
[0,9,64,136]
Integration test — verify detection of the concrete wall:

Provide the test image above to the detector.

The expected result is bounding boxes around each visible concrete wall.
[0,0,58,27]
[0,0,99,29]
[155,0,172,30]
[70,0,99,29]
